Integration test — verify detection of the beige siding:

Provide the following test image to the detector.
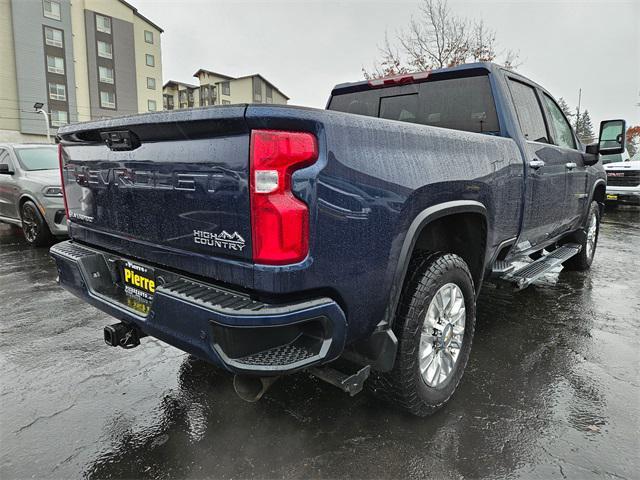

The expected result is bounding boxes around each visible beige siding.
[69,0,91,122]
[0,0,19,133]
[85,0,133,20]
[133,17,162,112]
[270,89,288,105]
[197,72,231,86]
[226,77,253,104]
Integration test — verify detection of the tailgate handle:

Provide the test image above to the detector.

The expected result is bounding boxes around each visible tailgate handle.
[100,130,140,151]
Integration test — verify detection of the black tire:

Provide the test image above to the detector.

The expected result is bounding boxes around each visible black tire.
[20,201,53,247]
[371,252,476,417]
[564,201,600,271]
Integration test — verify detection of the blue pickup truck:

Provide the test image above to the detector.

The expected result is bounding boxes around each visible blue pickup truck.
[51,63,626,416]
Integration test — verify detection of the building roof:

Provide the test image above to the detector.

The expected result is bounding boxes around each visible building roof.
[235,73,290,100]
[163,80,199,90]
[117,0,163,33]
[193,69,235,80]
[192,69,290,100]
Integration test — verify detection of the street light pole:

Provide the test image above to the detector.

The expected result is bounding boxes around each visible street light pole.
[33,102,51,144]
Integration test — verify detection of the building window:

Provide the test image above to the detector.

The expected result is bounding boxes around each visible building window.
[48,82,66,101]
[266,85,273,104]
[146,77,156,89]
[148,99,157,111]
[46,55,64,75]
[144,30,154,44]
[145,54,155,67]
[50,109,68,127]
[164,94,174,110]
[97,40,113,59]
[98,66,114,84]
[252,77,262,103]
[43,0,61,20]
[222,100,231,105]
[199,85,218,106]
[100,90,116,109]
[44,27,63,48]
[221,81,230,96]
[96,14,111,34]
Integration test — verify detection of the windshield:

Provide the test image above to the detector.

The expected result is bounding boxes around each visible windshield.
[15,147,59,171]
[328,74,500,134]
[601,153,624,165]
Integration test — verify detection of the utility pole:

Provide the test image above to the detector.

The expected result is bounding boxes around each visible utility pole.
[575,88,582,129]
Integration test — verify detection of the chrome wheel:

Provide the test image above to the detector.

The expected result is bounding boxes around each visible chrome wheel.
[21,204,39,243]
[419,283,466,387]
[586,212,597,260]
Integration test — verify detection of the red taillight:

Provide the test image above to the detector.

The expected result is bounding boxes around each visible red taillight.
[58,143,69,223]
[250,130,318,265]
[367,70,431,88]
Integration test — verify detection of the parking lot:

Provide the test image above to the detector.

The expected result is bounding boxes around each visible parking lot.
[0,208,638,479]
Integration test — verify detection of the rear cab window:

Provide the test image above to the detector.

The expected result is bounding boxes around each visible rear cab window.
[328,73,500,135]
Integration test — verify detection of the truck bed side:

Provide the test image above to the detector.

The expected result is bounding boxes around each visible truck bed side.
[58,104,523,343]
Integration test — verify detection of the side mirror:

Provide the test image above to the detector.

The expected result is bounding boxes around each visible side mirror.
[0,164,13,175]
[598,119,626,155]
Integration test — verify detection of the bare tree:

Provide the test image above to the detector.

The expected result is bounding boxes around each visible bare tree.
[362,32,410,79]
[364,0,520,79]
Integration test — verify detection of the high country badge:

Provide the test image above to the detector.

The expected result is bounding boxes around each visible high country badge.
[193,230,246,251]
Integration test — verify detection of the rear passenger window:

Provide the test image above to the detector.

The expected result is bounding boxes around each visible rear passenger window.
[542,94,576,149]
[380,94,419,123]
[418,76,499,134]
[0,150,11,168]
[508,79,549,143]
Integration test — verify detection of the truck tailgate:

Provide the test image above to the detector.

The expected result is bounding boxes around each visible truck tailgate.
[58,106,254,284]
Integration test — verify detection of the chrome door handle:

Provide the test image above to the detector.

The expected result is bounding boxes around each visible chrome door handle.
[529,159,545,169]
[565,162,577,170]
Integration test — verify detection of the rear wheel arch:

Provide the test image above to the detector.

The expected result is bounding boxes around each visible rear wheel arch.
[384,201,488,328]
[412,211,487,289]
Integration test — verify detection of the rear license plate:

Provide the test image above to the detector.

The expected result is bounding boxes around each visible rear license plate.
[121,260,156,303]
[607,194,618,200]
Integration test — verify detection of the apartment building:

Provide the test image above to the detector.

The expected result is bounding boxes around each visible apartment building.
[0,0,163,143]
[163,69,289,110]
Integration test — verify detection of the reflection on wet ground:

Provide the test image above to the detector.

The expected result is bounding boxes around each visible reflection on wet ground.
[1,208,638,479]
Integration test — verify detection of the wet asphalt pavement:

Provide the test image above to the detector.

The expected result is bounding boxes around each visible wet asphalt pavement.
[1,208,639,480]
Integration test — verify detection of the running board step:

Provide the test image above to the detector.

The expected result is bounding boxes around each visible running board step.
[491,260,515,275]
[501,243,582,290]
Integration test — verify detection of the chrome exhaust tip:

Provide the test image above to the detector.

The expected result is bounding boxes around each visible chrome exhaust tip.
[233,375,278,402]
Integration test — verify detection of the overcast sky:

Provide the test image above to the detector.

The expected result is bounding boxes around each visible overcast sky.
[134,0,639,125]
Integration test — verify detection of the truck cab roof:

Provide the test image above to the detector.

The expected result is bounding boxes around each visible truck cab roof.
[330,62,516,96]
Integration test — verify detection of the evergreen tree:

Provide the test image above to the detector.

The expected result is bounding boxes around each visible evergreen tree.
[557,97,574,124]
[575,110,595,144]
